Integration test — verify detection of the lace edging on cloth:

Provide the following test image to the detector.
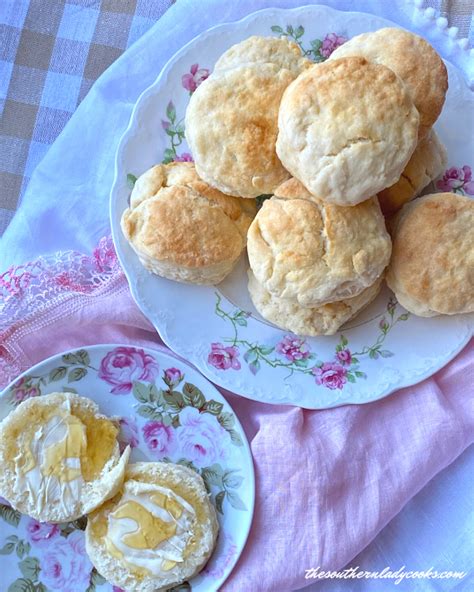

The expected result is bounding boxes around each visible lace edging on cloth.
[0,236,123,387]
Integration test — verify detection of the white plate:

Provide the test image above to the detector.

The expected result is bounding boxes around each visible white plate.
[0,345,254,592]
[110,5,474,409]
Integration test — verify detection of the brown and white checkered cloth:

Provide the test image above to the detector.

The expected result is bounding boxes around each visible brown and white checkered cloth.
[0,0,173,235]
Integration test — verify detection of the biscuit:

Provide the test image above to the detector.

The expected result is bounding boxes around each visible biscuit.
[247,179,391,307]
[386,192,474,316]
[185,63,298,198]
[276,57,420,205]
[86,462,219,592]
[248,270,383,336]
[121,162,256,284]
[377,129,447,216]
[214,35,312,74]
[0,392,130,523]
[330,28,448,139]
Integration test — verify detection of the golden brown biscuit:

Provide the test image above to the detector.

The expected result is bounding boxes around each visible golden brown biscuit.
[378,129,447,217]
[386,192,474,316]
[247,178,391,306]
[276,57,419,205]
[248,270,383,336]
[121,162,256,284]
[86,462,218,592]
[330,28,448,139]
[214,35,312,74]
[185,63,298,198]
[0,393,130,523]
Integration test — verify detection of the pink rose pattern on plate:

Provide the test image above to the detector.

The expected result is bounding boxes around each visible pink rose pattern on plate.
[212,294,411,389]
[1,345,247,589]
[208,342,241,371]
[436,165,474,195]
[98,346,159,394]
[143,419,177,457]
[182,63,210,93]
[118,416,139,453]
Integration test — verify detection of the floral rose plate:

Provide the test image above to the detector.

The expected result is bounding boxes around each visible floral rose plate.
[110,5,474,409]
[0,345,255,592]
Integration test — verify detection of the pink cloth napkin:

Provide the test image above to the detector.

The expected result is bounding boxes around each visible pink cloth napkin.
[1,237,473,592]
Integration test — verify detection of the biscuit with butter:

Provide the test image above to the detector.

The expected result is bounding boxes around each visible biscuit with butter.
[248,270,383,336]
[247,179,391,307]
[276,57,419,205]
[185,62,299,197]
[121,162,256,284]
[0,392,130,523]
[86,462,219,592]
[330,28,448,139]
[377,129,447,217]
[386,192,474,316]
[214,35,312,74]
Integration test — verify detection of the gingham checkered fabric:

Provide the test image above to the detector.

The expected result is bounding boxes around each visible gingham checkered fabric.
[0,0,173,235]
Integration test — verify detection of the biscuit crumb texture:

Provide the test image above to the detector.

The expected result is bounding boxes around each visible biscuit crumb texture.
[330,28,448,139]
[377,129,447,216]
[387,193,474,316]
[247,179,391,307]
[185,63,299,197]
[276,57,420,205]
[249,270,383,336]
[121,162,256,284]
[214,35,312,74]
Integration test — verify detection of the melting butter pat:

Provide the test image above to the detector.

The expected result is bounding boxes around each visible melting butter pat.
[112,500,177,549]
[104,480,196,576]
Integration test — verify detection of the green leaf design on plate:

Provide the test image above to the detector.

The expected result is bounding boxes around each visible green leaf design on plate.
[166,101,176,123]
[294,25,305,38]
[202,399,223,415]
[215,491,225,515]
[162,148,175,164]
[90,568,106,586]
[127,173,137,189]
[226,490,247,511]
[0,504,21,527]
[68,367,87,383]
[163,390,185,411]
[7,579,36,592]
[62,350,89,366]
[218,412,235,430]
[16,540,30,559]
[49,366,67,382]
[201,464,224,488]
[137,405,163,421]
[18,557,40,580]
[228,428,243,447]
[182,383,206,409]
[222,471,244,489]
[270,25,283,33]
[0,542,15,555]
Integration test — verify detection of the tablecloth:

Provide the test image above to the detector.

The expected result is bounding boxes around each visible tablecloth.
[1,1,473,591]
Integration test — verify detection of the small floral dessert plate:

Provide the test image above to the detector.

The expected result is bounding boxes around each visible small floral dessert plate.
[110,5,474,409]
[0,345,255,592]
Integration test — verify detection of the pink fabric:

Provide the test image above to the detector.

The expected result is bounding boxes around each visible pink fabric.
[1,238,473,592]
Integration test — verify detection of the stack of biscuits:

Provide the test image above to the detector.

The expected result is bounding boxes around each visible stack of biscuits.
[122,28,474,336]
